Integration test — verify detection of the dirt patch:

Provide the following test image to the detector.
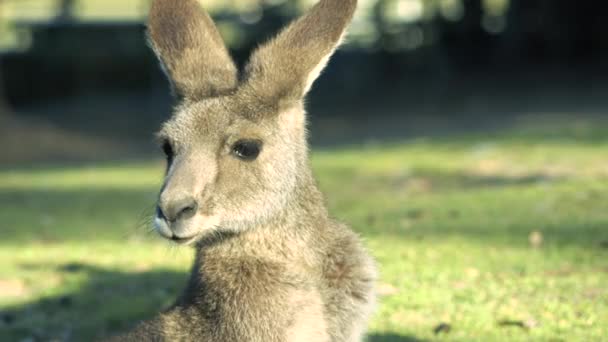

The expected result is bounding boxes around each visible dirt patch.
[0,279,28,299]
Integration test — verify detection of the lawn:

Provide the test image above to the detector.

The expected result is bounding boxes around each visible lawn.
[1,117,607,341]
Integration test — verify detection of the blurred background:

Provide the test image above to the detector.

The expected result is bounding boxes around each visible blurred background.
[1,0,606,163]
[1,1,608,341]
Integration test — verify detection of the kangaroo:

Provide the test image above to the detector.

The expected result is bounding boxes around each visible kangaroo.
[109,0,376,340]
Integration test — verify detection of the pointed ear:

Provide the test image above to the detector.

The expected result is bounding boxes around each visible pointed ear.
[243,0,357,105]
[147,0,238,99]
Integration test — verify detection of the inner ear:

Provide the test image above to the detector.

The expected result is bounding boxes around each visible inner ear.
[241,0,357,104]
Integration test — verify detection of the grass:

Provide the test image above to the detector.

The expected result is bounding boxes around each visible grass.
[1,118,608,341]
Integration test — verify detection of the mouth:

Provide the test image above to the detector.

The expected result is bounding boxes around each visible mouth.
[153,215,199,245]
[169,234,198,245]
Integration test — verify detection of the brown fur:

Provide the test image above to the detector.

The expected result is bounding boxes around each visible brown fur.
[107,0,376,341]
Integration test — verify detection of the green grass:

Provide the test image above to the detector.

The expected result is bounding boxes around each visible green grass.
[1,121,608,341]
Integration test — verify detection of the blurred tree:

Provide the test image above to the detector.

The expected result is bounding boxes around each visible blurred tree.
[501,0,606,66]
[551,0,605,62]
[1,0,607,108]
[437,0,494,69]
[56,0,76,21]
[0,67,12,124]
[0,0,10,121]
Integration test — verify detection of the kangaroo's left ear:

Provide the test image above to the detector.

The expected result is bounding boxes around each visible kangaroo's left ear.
[242,0,357,105]
[147,0,238,100]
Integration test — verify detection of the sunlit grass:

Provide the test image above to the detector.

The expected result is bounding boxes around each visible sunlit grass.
[1,127,608,341]
[0,162,164,190]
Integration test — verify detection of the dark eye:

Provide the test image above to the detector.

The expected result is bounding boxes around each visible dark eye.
[231,139,262,161]
[162,140,174,163]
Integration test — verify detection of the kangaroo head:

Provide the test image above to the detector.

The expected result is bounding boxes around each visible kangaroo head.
[148,0,357,244]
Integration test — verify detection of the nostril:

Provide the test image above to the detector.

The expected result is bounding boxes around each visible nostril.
[178,203,197,219]
[160,197,198,222]
[175,201,198,221]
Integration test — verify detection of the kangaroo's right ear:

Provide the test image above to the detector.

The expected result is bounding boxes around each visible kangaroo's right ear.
[147,0,237,100]
[242,0,357,108]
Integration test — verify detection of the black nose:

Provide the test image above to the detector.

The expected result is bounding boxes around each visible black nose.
[158,196,198,222]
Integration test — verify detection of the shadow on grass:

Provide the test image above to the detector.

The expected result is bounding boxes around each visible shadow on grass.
[0,263,188,341]
[405,169,562,190]
[1,262,425,342]
[367,333,428,341]
[320,167,564,194]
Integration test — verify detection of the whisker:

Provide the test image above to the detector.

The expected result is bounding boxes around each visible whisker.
[136,205,156,232]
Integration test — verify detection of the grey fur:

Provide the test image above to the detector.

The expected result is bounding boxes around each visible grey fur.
[107,0,376,341]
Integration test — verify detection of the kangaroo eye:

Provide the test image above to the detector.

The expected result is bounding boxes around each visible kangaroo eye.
[162,140,174,162]
[232,140,262,161]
